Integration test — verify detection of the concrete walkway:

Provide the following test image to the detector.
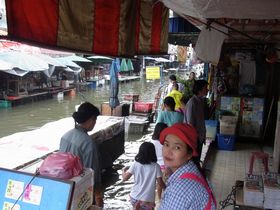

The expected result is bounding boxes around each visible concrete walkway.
[204,142,273,210]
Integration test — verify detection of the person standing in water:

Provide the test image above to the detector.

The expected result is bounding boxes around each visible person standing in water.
[122,142,165,209]
[59,102,103,207]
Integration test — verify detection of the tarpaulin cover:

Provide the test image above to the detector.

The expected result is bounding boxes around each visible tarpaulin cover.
[161,0,280,19]
[5,0,169,57]
[195,25,228,65]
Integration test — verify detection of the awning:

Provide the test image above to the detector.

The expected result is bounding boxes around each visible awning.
[4,0,169,57]
[0,59,13,70]
[1,69,29,77]
[161,0,280,20]
[55,57,82,69]
[0,51,49,71]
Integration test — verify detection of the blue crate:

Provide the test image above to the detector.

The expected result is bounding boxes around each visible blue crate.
[217,133,236,151]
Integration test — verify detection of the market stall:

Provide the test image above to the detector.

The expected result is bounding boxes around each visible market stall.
[0,116,125,170]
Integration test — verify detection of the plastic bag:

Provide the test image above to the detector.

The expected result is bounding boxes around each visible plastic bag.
[39,152,83,179]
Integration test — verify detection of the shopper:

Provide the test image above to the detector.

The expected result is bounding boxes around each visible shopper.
[158,123,216,210]
[150,122,169,199]
[167,83,183,110]
[59,102,103,207]
[184,80,208,163]
[156,96,183,127]
[122,142,165,209]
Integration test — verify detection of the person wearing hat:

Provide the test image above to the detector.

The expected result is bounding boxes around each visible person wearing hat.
[59,101,103,207]
[158,123,216,210]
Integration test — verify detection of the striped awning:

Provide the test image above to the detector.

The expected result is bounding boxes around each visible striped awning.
[5,0,169,57]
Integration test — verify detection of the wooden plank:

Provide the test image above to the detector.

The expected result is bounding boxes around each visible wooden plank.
[273,101,280,172]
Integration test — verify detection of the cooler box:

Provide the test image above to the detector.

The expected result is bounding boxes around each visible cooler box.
[217,133,236,151]
[134,102,153,113]
[70,168,94,210]
[205,120,218,140]
[219,115,238,135]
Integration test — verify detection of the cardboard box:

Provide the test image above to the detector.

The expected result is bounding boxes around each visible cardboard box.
[219,115,238,135]
[70,168,94,210]
[101,102,130,116]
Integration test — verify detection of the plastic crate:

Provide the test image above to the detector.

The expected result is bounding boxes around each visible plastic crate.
[134,102,153,113]
[205,120,218,140]
[217,133,236,151]
[87,82,96,89]
[0,100,11,108]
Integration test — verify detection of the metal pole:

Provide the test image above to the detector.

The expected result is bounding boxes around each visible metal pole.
[160,65,163,85]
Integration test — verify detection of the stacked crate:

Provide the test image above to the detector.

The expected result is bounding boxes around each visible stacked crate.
[217,115,238,150]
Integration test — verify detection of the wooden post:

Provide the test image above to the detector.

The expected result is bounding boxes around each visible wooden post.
[273,101,280,172]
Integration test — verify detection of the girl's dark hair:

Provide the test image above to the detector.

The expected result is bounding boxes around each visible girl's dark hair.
[72,102,100,124]
[152,123,168,140]
[135,142,157,164]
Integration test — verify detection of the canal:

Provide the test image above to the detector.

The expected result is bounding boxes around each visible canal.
[0,78,164,138]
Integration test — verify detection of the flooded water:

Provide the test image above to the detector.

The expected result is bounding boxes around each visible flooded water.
[0,77,167,209]
[0,78,164,138]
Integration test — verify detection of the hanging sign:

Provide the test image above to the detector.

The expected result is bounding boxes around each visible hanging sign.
[146,66,160,80]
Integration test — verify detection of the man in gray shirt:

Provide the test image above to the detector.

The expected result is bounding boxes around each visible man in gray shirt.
[59,102,103,207]
[184,80,208,164]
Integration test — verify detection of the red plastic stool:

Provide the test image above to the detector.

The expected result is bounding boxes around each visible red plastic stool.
[249,151,269,174]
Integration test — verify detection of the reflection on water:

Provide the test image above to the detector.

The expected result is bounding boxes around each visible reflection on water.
[0,78,162,138]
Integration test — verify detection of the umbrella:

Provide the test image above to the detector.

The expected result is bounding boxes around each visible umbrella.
[144,56,156,60]
[64,55,92,62]
[120,58,128,72]
[109,59,120,114]
[155,57,170,62]
[87,55,113,65]
[127,59,134,71]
